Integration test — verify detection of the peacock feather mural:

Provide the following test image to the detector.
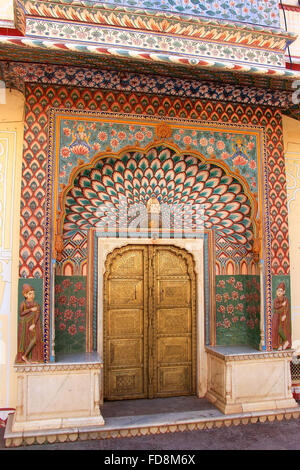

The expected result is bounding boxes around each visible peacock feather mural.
[62,146,254,248]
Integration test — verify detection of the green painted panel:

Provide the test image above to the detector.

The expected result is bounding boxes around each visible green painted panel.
[215,275,260,348]
[54,276,87,354]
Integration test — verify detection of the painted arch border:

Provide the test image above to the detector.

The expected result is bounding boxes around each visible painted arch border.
[46,109,271,362]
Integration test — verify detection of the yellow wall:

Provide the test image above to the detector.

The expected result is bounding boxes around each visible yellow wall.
[0,1,14,22]
[0,89,24,409]
[283,115,300,345]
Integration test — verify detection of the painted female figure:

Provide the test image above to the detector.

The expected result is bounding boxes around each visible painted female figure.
[272,282,291,350]
[16,284,43,363]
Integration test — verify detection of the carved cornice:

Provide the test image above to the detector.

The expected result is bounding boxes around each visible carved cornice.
[14,361,103,372]
[23,4,296,52]
[206,346,294,362]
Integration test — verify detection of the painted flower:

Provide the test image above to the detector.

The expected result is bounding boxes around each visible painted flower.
[218,305,226,314]
[227,277,235,285]
[217,141,225,151]
[146,131,153,139]
[233,156,248,166]
[74,281,84,292]
[111,129,117,137]
[135,131,145,141]
[183,135,192,146]
[247,141,255,151]
[78,297,86,306]
[235,281,243,291]
[174,134,181,141]
[61,147,71,159]
[248,160,256,170]
[217,280,225,288]
[110,138,119,149]
[118,131,126,140]
[63,128,71,136]
[64,309,74,321]
[200,138,208,146]
[71,145,89,156]
[69,295,78,306]
[207,146,214,155]
[59,323,66,331]
[55,285,62,293]
[223,292,230,302]
[75,309,84,320]
[216,294,222,302]
[62,279,71,289]
[221,152,230,160]
[232,316,239,323]
[231,291,239,299]
[227,304,234,314]
[68,324,77,336]
[93,142,100,151]
[98,131,108,141]
[223,318,231,329]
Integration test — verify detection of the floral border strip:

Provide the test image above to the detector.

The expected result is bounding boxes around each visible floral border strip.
[25,19,286,68]
[4,62,295,108]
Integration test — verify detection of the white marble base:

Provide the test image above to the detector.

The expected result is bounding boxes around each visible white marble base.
[205,346,298,414]
[11,354,104,433]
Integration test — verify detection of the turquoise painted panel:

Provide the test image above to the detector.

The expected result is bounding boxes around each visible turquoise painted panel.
[92,0,280,28]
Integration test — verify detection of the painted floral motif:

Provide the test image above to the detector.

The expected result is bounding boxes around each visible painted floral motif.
[7,63,292,108]
[84,0,280,28]
[54,276,87,354]
[58,119,258,192]
[216,275,260,347]
[26,18,285,68]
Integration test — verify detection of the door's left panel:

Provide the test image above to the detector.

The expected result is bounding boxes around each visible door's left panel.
[104,246,148,400]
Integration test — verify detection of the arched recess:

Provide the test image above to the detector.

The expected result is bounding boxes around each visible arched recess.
[53,142,259,353]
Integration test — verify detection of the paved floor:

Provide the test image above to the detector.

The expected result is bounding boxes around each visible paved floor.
[2,397,300,451]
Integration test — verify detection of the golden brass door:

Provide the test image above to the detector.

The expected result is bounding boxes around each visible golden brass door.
[104,245,196,400]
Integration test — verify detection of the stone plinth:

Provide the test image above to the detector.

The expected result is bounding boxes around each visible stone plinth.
[10,353,104,432]
[205,346,297,414]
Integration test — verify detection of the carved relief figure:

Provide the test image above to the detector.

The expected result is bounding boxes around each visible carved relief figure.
[16,284,43,363]
[272,282,291,350]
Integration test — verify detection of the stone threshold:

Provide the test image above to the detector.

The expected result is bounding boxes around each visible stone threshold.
[4,404,300,447]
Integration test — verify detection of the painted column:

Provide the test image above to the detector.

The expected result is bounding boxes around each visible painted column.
[0,89,25,420]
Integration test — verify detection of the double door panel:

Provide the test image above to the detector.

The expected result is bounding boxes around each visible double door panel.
[104,245,195,400]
